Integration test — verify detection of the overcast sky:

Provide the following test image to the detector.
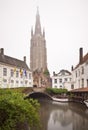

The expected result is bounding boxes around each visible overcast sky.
[0,0,88,75]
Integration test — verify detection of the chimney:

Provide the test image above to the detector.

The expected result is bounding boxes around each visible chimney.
[53,71,55,76]
[23,56,26,63]
[0,48,4,55]
[79,48,83,64]
[71,65,73,71]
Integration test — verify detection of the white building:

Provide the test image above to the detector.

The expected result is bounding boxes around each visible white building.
[72,48,88,89]
[52,48,88,91]
[52,69,72,91]
[0,48,33,88]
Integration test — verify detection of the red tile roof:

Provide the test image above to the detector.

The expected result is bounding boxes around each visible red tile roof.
[70,87,88,92]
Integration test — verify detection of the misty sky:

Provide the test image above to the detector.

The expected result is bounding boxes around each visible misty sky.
[0,0,88,75]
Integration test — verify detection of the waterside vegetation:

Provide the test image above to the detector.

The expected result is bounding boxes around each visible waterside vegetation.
[45,88,68,96]
[0,88,40,130]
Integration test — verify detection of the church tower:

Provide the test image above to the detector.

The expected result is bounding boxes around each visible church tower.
[30,8,47,72]
[30,8,51,88]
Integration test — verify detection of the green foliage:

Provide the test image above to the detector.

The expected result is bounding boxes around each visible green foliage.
[45,88,68,95]
[43,69,50,76]
[0,89,40,130]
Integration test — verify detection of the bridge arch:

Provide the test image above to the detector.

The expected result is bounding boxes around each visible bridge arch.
[27,92,53,100]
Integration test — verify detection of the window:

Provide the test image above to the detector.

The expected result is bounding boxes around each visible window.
[20,81,23,84]
[71,84,74,89]
[59,79,62,83]
[79,70,80,76]
[11,80,14,83]
[16,81,19,84]
[76,71,77,77]
[54,86,57,88]
[25,80,28,84]
[82,78,84,88]
[60,85,62,88]
[16,71,19,78]
[3,68,7,76]
[64,78,67,82]
[78,80,80,88]
[87,79,88,87]
[3,79,7,82]
[11,69,14,77]
[26,72,27,78]
[29,82,31,85]
[82,67,84,74]
[29,73,31,79]
[54,79,57,83]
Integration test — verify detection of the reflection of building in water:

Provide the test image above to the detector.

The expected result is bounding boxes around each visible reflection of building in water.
[39,100,52,130]
[40,101,73,130]
[39,101,88,130]
[52,109,72,126]
[69,103,88,130]
[72,113,88,130]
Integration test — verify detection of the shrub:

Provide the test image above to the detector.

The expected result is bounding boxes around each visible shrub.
[45,88,68,95]
[0,89,40,130]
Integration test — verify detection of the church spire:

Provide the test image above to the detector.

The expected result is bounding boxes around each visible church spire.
[35,7,41,35]
[31,26,33,37]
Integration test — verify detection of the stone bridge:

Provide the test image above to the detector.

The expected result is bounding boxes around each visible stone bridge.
[26,92,53,100]
[33,87,46,92]
[24,87,52,100]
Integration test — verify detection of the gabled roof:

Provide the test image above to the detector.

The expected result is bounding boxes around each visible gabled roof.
[74,53,88,70]
[58,69,71,75]
[0,53,30,70]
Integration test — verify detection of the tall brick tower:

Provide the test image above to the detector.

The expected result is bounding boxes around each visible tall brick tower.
[30,8,51,87]
[30,8,47,72]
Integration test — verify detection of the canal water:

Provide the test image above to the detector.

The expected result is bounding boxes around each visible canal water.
[38,100,88,130]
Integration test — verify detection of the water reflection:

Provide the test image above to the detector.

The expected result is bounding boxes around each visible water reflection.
[39,100,88,130]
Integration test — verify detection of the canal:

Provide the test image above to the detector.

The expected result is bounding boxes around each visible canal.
[38,99,88,130]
